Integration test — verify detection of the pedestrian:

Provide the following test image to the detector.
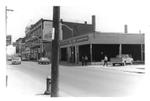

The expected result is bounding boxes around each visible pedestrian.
[81,56,85,66]
[103,55,108,66]
[85,56,88,66]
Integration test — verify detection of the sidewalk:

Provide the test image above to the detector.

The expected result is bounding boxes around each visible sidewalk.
[5,63,72,98]
[87,64,145,74]
[60,61,145,74]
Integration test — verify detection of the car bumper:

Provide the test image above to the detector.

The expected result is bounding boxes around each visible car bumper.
[12,61,21,64]
[38,61,50,64]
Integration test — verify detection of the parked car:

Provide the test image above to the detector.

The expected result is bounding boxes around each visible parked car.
[11,56,21,65]
[7,56,12,61]
[38,57,50,64]
[110,54,133,66]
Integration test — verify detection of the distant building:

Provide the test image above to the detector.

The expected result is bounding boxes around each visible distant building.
[25,19,53,61]
[6,35,12,46]
[15,37,25,57]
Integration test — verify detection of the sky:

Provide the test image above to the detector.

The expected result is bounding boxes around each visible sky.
[2,0,150,42]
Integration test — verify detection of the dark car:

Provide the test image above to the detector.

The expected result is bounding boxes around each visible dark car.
[38,57,50,64]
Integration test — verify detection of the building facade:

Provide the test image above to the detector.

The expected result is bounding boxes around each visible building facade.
[15,37,24,57]
[23,17,94,61]
[60,32,145,64]
[22,15,145,64]
[24,19,53,61]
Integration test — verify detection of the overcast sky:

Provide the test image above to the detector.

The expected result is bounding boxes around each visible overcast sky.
[3,0,150,42]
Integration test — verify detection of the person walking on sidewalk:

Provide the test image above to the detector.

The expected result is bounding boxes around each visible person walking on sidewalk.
[81,56,85,66]
[103,55,108,66]
[85,55,88,66]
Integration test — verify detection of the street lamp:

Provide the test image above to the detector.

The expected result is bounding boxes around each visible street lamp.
[5,6,14,87]
[5,6,14,36]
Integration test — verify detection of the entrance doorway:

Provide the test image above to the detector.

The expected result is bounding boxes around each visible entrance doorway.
[60,48,67,61]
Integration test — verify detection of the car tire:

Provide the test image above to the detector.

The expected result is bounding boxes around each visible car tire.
[112,63,115,66]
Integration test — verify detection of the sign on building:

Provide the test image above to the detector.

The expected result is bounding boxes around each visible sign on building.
[43,21,53,41]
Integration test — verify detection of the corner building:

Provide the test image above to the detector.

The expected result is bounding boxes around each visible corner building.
[60,32,145,64]
[60,15,145,64]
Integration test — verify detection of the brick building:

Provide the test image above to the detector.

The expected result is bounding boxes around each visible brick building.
[23,16,95,61]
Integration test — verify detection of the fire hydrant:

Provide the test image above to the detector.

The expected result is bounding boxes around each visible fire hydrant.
[44,76,51,95]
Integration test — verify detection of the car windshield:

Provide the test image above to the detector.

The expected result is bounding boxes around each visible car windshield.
[12,57,20,60]
[41,57,48,61]
[117,54,129,58]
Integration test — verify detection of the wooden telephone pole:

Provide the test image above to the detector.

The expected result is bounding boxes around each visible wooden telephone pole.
[51,6,60,97]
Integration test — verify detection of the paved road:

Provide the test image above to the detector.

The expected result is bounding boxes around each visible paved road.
[6,61,145,97]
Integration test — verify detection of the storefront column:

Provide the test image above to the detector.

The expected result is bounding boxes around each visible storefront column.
[119,44,122,56]
[67,47,71,63]
[141,44,144,61]
[59,48,61,61]
[75,45,79,64]
[40,41,44,57]
[90,44,93,63]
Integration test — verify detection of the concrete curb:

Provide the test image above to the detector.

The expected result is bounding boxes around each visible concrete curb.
[87,65,145,74]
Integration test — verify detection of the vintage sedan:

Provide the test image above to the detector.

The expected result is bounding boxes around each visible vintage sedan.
[11,56,21,65]
[110,54,133,66]
[38,57,50,64]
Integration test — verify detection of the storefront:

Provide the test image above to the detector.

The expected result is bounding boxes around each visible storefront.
[60,32,145,64]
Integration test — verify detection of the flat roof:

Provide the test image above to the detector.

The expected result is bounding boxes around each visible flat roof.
[90,32,145,44]
[60,32,145,47]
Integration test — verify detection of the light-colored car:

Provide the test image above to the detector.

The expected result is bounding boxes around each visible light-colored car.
[11,56,21,65]
[110,54,133,66]
[38,57,50,64]
[7,56,12,61]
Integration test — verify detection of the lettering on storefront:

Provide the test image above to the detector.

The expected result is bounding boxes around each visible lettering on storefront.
[76,36,89,43]
[60,35,89,46]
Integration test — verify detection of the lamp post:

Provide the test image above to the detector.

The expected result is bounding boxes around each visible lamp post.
[5,6,14,36]
[5,6,13,88]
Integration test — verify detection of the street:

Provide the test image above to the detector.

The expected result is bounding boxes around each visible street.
[6,61,145,97]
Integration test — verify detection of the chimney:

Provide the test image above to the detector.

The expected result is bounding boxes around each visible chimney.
[84,21,87,24]
[92,15,96,32]
[124,24,128,33]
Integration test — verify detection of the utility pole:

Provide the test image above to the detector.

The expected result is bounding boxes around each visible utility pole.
[51,6,60,97]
